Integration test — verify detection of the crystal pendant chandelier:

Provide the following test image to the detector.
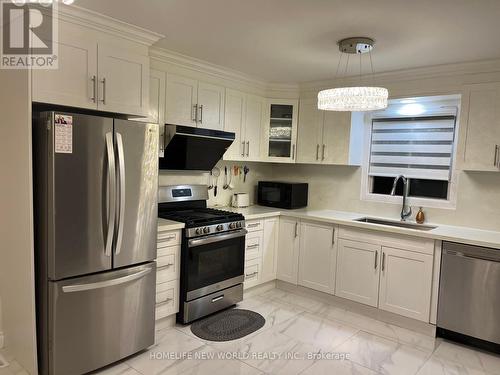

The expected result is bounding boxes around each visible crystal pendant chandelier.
[318,37,388,112]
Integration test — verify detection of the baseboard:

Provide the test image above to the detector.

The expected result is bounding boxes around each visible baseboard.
[0,331,4,349]
[276,280,436,338]
[155,315,176,332]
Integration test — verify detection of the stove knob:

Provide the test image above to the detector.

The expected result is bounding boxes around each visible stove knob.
[216,224,224,231]
[195,228,202,235]
[237,222,242,228]
[229,223,236,229]
[203,227,210,234]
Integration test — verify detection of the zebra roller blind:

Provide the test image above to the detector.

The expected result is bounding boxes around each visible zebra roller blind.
[369,116,456,181]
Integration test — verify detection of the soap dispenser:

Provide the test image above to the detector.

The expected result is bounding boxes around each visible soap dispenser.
[416,207,425,224]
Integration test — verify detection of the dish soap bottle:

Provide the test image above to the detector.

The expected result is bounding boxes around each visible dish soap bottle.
[416,207,425,224]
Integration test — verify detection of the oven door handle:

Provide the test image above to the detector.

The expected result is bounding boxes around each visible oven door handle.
[188,229,248,247]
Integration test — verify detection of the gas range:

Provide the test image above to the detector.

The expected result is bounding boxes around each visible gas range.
[158,207,245,238]
[158,184,246,324]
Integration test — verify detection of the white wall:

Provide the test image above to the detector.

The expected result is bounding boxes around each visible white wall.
[0,296,3,348]
[0,69,38,373]
[268,164,500,231]
[159,161,274,207]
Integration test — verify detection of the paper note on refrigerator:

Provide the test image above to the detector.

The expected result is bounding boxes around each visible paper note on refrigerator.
[54,114,73,153]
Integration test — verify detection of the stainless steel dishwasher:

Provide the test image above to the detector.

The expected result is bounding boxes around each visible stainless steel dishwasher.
[437,241,500,353]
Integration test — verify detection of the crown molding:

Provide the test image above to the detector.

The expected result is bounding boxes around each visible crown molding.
[300,58,500,92]
[56,4,164,46]
[150,47,299,94]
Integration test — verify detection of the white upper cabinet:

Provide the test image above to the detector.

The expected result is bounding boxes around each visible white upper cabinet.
[165,73,225,130]
[243,94,265,161]
[461,82,500,172]
[297,99,323,163]
[97,44,149,116]
[223,90,265,161]
[336,239,381,307]
[322,111,352,164]
[263,99,299,163]
[276,217,300,284]
[32,30,150,116]
[32,37,98,110]
[296,98,352,165]
[147,69,166,125]
[223,89,246,159]
[298,221,337,294]
[378,247,433,322]
[165,73,198,127]
[197,82,225,130]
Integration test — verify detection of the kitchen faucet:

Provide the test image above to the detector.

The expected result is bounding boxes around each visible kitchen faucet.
[390,175,412,221]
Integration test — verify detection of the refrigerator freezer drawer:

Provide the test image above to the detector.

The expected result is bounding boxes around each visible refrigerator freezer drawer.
[46,263,156,375]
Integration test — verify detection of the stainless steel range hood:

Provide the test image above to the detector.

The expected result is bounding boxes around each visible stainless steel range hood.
[159,124,235,171]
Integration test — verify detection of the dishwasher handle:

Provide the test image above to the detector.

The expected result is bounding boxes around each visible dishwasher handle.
[443,242,500,263]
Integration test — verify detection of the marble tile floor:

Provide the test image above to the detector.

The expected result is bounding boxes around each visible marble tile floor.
[1,287,500,375]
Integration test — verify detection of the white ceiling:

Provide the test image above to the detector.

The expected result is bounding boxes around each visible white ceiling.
[77,0,500,83]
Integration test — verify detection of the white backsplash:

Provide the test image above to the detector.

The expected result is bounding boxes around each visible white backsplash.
[159,161,274,208]
[159,161,500,232]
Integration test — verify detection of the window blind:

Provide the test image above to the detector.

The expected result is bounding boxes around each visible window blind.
[369,116,456,181]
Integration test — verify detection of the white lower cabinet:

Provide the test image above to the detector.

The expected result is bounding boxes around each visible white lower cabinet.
[244,258,261,289]
[378,246,433,321]
[276,217,300,284]
[261,217,278,283]
[334,227,435,322]
[155,228,181,321]
[298,221,336,294]
[336,239,381,307]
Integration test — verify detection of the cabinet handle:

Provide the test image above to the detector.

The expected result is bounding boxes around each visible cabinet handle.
[495,145,499,167]
[199,104,203,123]
[322,144,326,161]
[374,251,378,269]
[247,223,260,228]
[157,263,174,271]
[246,271,258,278]
[246,244,259,249]
[90,75,96,102]
[382,252,386,271]
[292,144,296,160]
[241,141,246,157]
[331,228,335,246]
[100,77,106,104]
[157,235,176,242]
[192,104,198,122]
[211,295,224,303]
[294,222,298,238]
[316,144,319,160]
[157,298,173,306]
[246,141,250,157]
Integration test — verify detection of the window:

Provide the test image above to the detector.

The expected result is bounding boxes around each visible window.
[362,95,460,209]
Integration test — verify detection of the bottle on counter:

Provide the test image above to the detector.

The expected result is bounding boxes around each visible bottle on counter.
[416,207,425,224]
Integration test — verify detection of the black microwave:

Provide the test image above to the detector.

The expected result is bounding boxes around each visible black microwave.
[257,181,308,209]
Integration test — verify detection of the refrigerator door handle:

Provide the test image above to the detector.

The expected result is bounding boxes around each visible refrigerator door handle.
[104,132,116,257]
[115,132,126,255]
[61,268,152,293]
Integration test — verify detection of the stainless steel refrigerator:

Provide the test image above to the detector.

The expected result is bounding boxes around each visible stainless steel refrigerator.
[33,111,158,375]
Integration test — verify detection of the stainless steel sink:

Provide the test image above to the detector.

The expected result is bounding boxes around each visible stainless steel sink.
[354,217,437,231]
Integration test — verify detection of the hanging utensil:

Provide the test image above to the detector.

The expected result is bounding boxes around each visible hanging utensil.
[212,167,221,196]
[228,167,234,190]
[223,166,229,190]
[243,165,249,183]
[208,170,213,190]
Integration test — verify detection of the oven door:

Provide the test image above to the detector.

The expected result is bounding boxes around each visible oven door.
[185,229,247,300]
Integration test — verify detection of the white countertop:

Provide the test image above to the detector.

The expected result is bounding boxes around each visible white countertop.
[157,218,184,231]
[225,205,500,249]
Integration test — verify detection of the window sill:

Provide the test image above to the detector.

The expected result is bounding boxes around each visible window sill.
[361,192,457,210]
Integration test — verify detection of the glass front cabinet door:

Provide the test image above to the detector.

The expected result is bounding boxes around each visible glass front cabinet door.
[264,99,299,163]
